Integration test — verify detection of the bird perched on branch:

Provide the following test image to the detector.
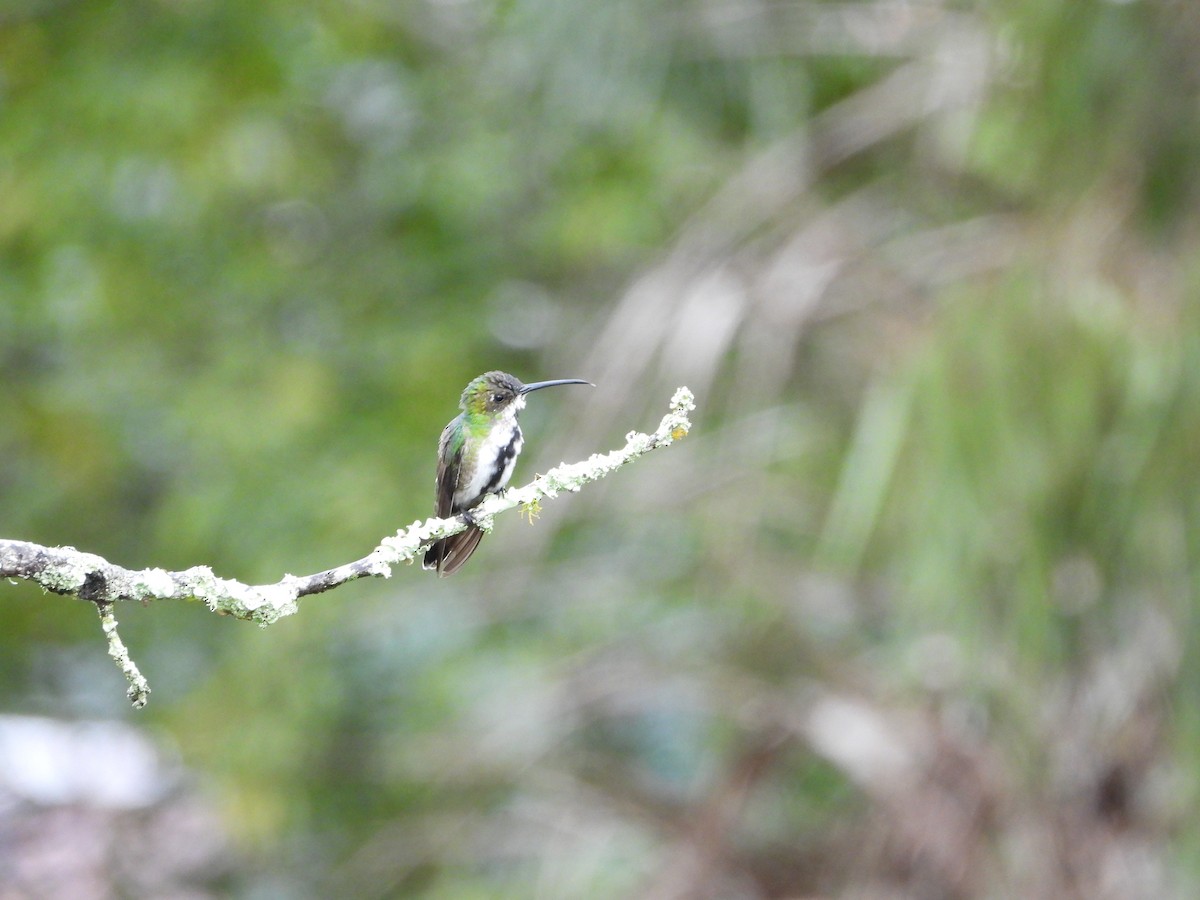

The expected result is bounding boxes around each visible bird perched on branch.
[423,371,592,576]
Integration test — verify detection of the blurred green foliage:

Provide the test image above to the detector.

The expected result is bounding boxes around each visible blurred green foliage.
[4,0,1200,896]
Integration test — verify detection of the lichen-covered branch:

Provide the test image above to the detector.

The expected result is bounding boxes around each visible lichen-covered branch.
[0,387,694,705]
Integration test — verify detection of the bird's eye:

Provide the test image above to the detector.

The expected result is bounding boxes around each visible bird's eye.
[491,393,504,403]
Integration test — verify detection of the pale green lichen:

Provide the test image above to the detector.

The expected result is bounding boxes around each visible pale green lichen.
[521,499,542,523]
[37,548,103,594]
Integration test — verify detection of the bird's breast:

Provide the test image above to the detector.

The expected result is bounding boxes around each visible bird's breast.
[455,420,524,509]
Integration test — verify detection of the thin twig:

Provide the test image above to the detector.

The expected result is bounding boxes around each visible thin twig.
[95,600,151,709]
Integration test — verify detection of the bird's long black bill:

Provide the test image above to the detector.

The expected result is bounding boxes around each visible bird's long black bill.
[519,378,593,394]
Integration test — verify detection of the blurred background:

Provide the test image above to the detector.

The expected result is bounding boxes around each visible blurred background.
[3,0,1200,897]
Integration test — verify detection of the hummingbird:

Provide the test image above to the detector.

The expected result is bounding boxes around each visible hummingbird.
[423,371,592,576]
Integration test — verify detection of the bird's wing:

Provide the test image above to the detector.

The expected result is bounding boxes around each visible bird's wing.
[425,416,486,576]
[433,419,464,518]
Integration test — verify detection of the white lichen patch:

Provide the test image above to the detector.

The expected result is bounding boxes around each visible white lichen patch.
[131,568,178,599]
